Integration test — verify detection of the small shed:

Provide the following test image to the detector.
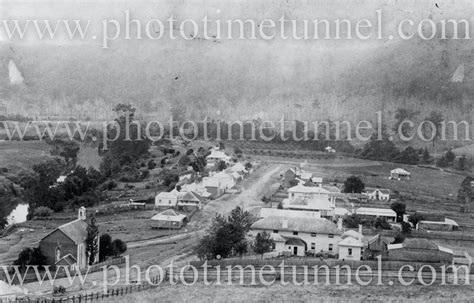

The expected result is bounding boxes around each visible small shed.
[390,168,411,180]
[387,239,453,263]
[151,209,188,229]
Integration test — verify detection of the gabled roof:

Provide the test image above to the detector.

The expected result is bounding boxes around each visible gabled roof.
[338,237,363,247]
[342,230,363,240]
[56,253,77,266]
[230,163,246,172]
[156,191,180,199]
[388,238,452,253]
[251,216,342,235]
[42,219,88,245]
[365,187,390,195]
[179,191,202,202]
[285,196,334,210]
[368,234,392,245]
[151,209,187,222]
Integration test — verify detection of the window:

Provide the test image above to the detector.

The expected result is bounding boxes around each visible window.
[348,248,353,256]
[328,244,333,252]
[311,233,316,237]
[328,234,334,238]
[273,230,279,234]
[311,243,315,249]
[293,231,298,236]
[272,243,276,250]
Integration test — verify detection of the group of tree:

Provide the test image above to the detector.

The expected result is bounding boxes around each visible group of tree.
[15,158,105,215]
[98,233,128,262]
[12,247,47,271]
[390,201,406,222]
[436,149,471,171]
[194,207,256,260]
[342,176,365,193]
[99,104,151,178]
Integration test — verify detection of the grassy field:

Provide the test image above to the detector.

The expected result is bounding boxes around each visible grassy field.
[102,282,474,302]
[0,141,52,171]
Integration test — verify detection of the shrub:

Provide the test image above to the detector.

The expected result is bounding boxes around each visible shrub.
[111,239,127,257]
[33,206,53,217]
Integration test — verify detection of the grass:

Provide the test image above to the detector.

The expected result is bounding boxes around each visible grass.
[0,141,52,171]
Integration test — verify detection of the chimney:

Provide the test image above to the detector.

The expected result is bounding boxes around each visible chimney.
[337,217,343,230]
[358,224,363,235]
[78,206,86,220]
[282,220,288,229]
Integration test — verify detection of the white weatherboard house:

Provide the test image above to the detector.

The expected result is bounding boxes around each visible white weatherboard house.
[206,150,231,163]
[155,189,181,207]
[283,184,337,219]
[365,188,390,201]
[250,216,342,256]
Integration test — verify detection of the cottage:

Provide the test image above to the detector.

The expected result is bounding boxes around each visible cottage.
[39,207,95,270]
[366,234,392,258]
[288,184,335,202]
[177,191,203,209]
[206,149,231,163]
[387,239,453,263]
[390,168,411,180]
[338,237,363,260]
[230,163,246,174]
[180,183,212,199]
[365,188,390,201]
[155,189,180,207]
[250,216,342,256]
[151,209,188,229]
[212,172,236,190]
[355,207,397,222]
[203,178,224,199]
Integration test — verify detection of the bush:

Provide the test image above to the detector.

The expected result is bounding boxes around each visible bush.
[111,239,127,257]
[33,206,53,217]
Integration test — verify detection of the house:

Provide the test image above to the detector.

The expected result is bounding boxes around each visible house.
[282,196,335,219]
[250,216,342,256]
[310,177,324,185]
[39,207,94,270]
[341,229,363,241]
[387,239,453,263]
[355,207,397,222]
[151,209,188,229]
[366,234,392,258]
[177,191,203,209]
[338,237,363,260]
[390,168,411,180]
[180,183,212,199]
[346,193,369,203]
[206,149,231,163]
[288,184,335,203]
[365,188,390,201]
[211,172,236,191]
[230,163,246,174]
[203,178,225,199]
[417,217,459,231]
[155,189,180,207]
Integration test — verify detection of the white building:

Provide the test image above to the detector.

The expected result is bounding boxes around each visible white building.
[338,237,363,260]
[390,168,411,180]
[250,216,342,256]
[155,189,180,207]
[151,209,187,229]
[365,188,390,201]
[206,150,231,163]
[259,208,321,219]
[288,184,335,203]
[355,207,397,222]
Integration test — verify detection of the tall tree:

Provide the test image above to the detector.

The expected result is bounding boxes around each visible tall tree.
[342,176,365,193]
[393,108,419,138]
[85,216,99,265]
[253,232,274,258]
[390,202,406,222]
[424,111,443,147]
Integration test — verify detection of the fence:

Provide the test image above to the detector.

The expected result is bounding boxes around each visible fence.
[0,258,126,285]
[5,275,163,303]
